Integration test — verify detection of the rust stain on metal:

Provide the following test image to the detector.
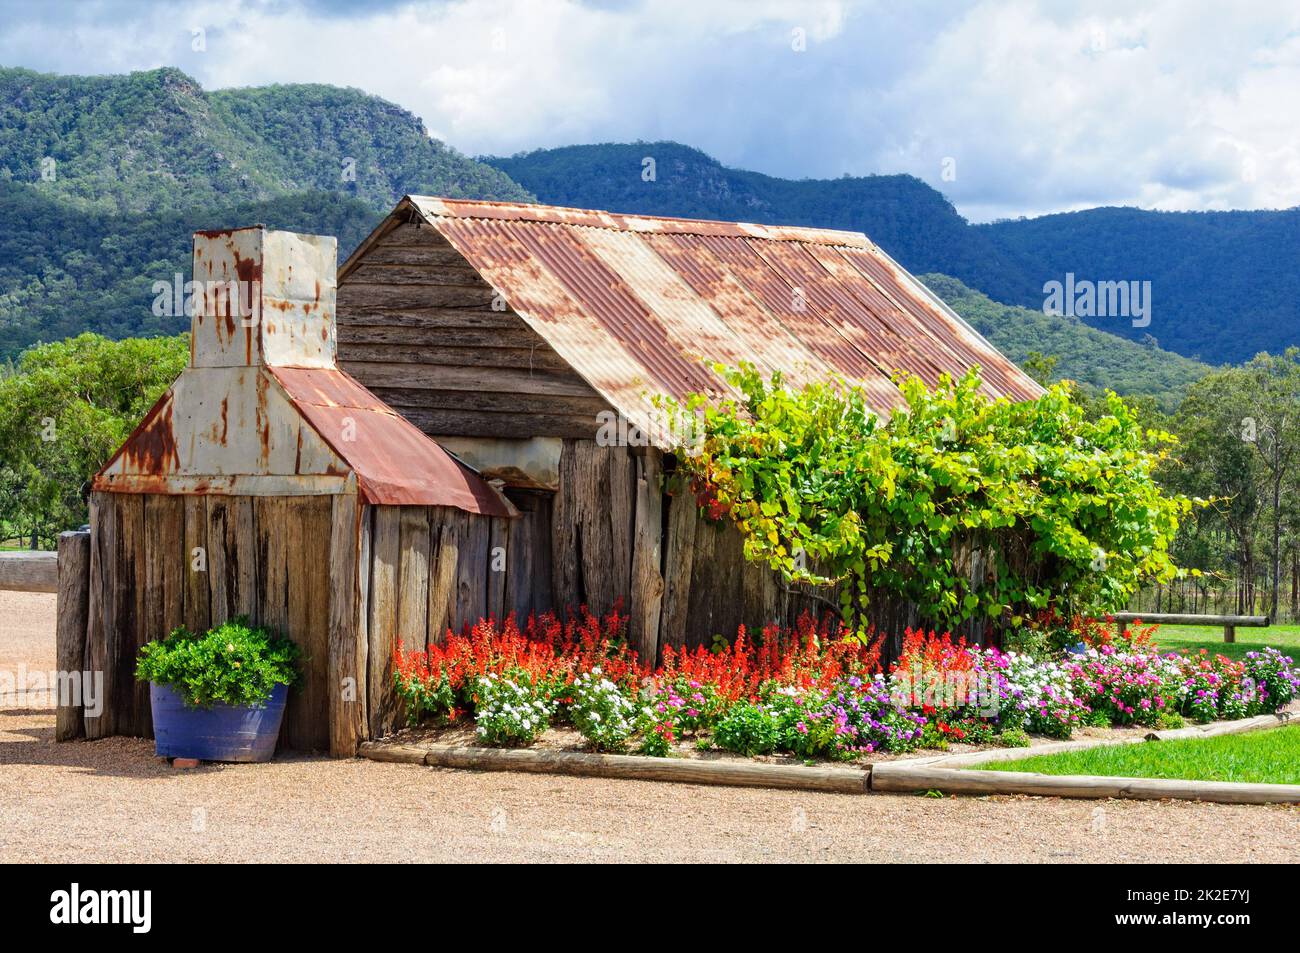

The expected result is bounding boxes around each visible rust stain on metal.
[268,366,513,515]
[100,393,180,477]
[386,196,1042,434]
[127,398,179,472]
[255,370,271,468]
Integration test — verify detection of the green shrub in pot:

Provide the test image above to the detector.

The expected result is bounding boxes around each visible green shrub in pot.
[136,617,301,708]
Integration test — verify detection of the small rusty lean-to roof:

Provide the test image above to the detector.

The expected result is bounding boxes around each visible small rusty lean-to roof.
[342,196,1043,442]
[96,225,513,516]
[267,365,512,513]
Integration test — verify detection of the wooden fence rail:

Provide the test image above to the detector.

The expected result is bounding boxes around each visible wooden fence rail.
[1112,611,1270,644]
[2,539,91,741]
[0,550,58,593]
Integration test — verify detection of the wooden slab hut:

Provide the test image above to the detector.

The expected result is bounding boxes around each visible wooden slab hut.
[335,197,1045,664]
[75,226,515,756]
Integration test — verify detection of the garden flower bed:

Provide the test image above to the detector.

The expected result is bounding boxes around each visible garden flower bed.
[385,609,1300,770]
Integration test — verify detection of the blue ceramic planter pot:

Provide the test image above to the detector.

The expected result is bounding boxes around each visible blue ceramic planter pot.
[150,682,288,762]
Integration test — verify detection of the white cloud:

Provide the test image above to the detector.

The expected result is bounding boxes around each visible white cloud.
[0,0,1297,221]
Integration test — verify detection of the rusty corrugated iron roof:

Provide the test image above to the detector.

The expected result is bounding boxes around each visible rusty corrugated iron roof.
[344,196,1044,442]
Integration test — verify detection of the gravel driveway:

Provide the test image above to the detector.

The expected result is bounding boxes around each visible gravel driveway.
[3,591,1297,863]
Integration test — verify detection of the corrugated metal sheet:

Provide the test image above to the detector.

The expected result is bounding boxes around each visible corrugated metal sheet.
[270,366,514,514]
[383,196,1042,440]
[97,225,513,517]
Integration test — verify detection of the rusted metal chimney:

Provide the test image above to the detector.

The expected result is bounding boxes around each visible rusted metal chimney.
[190,226,337,369]
[95,225,514,515]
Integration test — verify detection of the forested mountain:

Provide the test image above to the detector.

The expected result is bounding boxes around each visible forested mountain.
[919,274,1211,411]
[977,207,1300,362]
[0,66,529,212]
[489,143,1300,365]
[1,66,1292,377]
[0,184,381,353]
[0,65,531,357]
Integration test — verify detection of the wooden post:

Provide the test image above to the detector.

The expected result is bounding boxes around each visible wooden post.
[366,506,401,738]
[327,494,366,757]
[1224,624,1235,644]
[659,482,697,653]
[629,452,665,666]
[55,530,90,741]
[83,497,108,740]
[426,515,457,647]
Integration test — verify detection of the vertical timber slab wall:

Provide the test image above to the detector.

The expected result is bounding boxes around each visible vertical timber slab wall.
[363,503,512,738]
[546,439,830,662]
[327,493,367,756]
[549,440,636,623]
[85,490,336,751]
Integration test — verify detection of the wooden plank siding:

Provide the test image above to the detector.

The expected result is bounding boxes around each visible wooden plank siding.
[86,491,339,752]
[86,490,519,750]
[532,440,831,662]
[336,221,613,441]
[362,503,514,735]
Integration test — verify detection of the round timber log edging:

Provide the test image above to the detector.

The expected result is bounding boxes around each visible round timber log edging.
[356,712,1294,801]
[358,742,870,794]
[870,711,1298,805]
[900,711,1291,769]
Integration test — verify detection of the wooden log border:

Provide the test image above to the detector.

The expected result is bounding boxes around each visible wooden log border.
[359,742,869,794]
[872,710,1298,804]
[357,711,1296,802]
[908,710,1292,769]
[869,766,1300,805]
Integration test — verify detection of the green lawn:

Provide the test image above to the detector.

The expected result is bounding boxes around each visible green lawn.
[974,726,1300,785]
[1147,623,1300,661]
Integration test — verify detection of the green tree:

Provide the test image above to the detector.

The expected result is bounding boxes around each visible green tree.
[0,333,187,548]
[1165,350,1300,619]
[1230,352,1300,621]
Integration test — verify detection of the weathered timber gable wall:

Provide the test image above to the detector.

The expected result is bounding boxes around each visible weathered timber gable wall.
[335,225,839,661]
[338,221,614,439]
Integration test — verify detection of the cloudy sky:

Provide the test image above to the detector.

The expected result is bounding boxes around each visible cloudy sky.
[2,0,1298,221]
